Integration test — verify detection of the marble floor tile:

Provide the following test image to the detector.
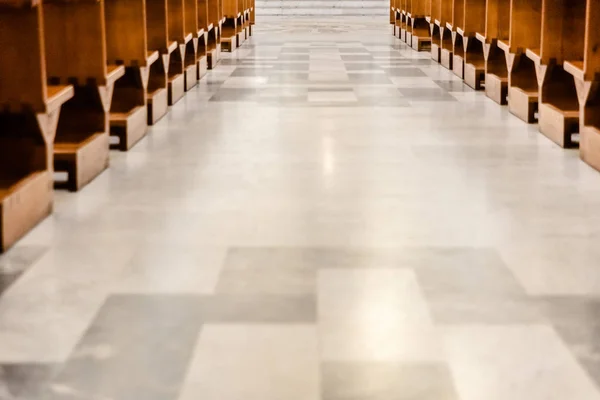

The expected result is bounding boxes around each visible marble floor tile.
[344,62,383,71]
[322,362,459,400]
[0,363,59,399]
[215,248,317,295]
[44,295,204,400]
[341,55,374,61]
[178,325,320,400]
[308,91,359,103]
[196,294,316,323]
[318,268,443,362]
[114,245,226,294]
[0,246,47,297]
[384,67,427,77]
[443,325,600,400]
[537,297,600,387]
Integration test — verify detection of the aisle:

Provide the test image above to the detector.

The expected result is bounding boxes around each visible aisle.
[1,18,600,400]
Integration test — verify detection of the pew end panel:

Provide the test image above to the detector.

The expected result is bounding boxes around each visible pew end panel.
[0,2,74,252]
[146,0,173,123]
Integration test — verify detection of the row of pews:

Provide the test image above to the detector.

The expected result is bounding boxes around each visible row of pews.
[0,0,255,253]
[390,0,600,172]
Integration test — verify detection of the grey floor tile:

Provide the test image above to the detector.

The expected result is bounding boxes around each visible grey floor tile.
[341,55,374,61]
[267,72,310,83]
[345,63,383,71]
[434,80,472,92]
[0,364,59,399]
[278,54,311,61]
[339,47,370,54]
[230,68,272,77]
[270,62,310,71]
[537,297,600,386]
[322,362,459,400]
[44,295,203,400]
[384,67,428,77]
[413,248,525,297]
[399,87,457,101]
[347,73,393,84]
[209,88,260,102]
[0,246,47,297]
[197,294,316,323]
[281,47,310,53]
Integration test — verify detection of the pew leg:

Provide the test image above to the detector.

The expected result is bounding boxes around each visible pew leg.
[148,54,169,125]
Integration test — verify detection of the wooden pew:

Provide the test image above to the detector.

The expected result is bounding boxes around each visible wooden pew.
[166,0,195,95]
[428,0,441,61]
[406,0,413,44]
[43,0,125,192]
[146,0,175,124]
[205,0,223,69]
[184,0,208,88]
[409,0,432,51]
[474,0,509,98]
[497,0,542,123]
[243,0,250,39]
[400,0,409,42]
[236,0,246,47]
[453,0,485,81]
[249,0,254,35]
[105,0,160,151]
[448,0,463,76]
[429,0,453,67]
[564,0,600,171]
[221,0,239,52]
[525,0,584,148]
[199,0,220,70]
[391,0,396,26]
[392,0,400,37]
[0,0,74,252]
[162,0,188,106]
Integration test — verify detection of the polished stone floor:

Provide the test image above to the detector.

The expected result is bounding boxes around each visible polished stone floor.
[1,17,600,400]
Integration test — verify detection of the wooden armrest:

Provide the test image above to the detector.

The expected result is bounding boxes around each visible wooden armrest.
[497,40,510,53]
[184,32,193,43]
[168,41,178,53]
[564,61,584,81]
[147,50,159,65]
[208,23,214,31]
[525,48,541,65]
[46,85,74,113]
[197,28,205,37]
[434,19,441,26]
[475,32,486,43]
[106,64,126,85]
[446,22,453,31]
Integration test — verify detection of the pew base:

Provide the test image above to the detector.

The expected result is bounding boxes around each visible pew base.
[509,87,538,124]
[464,63,484,90]
[168,73,185,106]
[198,56,208,81]
[581,126,600,173]
[401,28,407,42]
[249,24,253,36]
[208,47,221,69]
[54,132,109,192]
[406,32,412,45]
[411,35,431,52]
[0,171,52,253]
[538,103,579,148]
[148,87,169,125]
[221,36,236,52]
[441,48,452,70]
[109,106,148,151]
[452,54,464,78]
[185,64,199,91]
[431,43,441,63]
[485,73,508,105]
[236,32,245,48]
